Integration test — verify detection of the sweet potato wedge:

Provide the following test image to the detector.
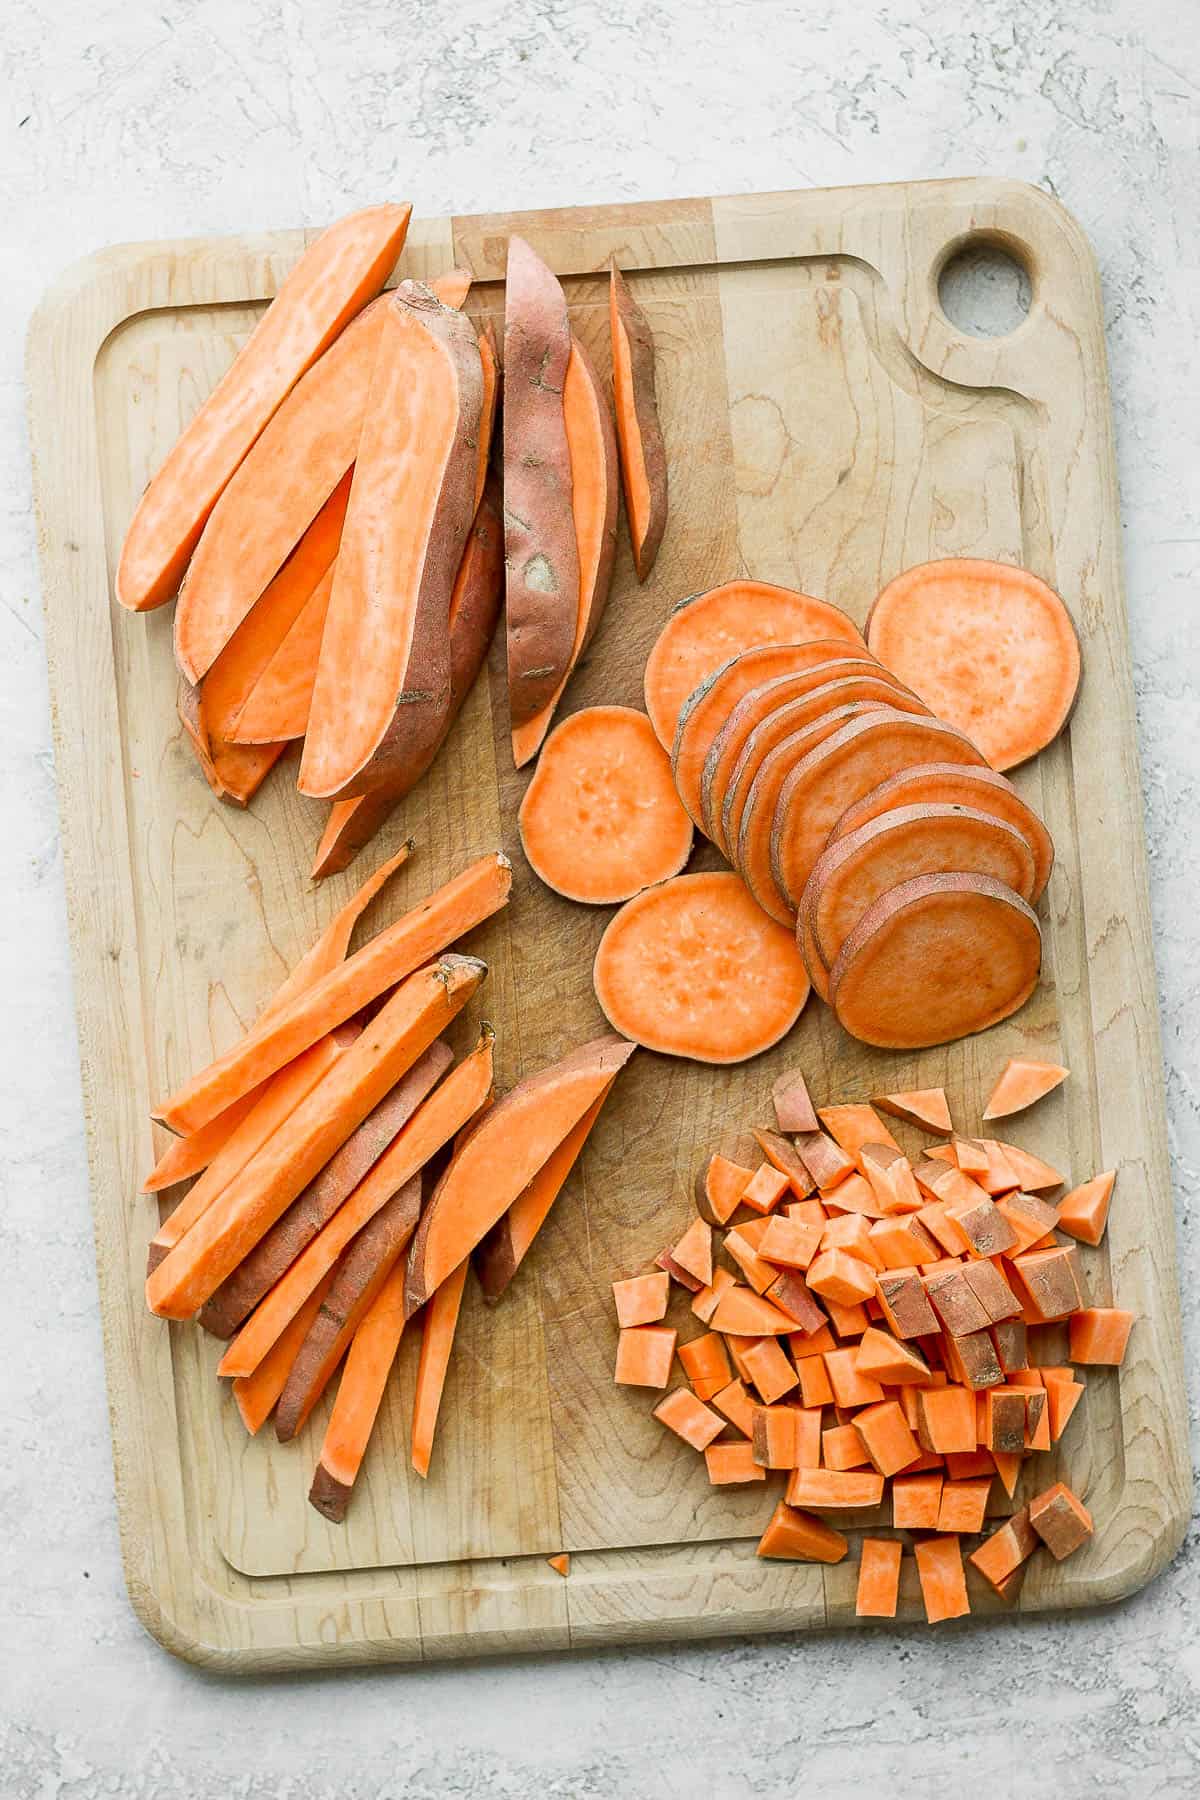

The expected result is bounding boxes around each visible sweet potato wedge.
[309,1254,411,1519]
[310,478,504,879]
[830,873,1041,1049]
[983,1058,1069,1120]
[609,259,667,581]
[299,283,483,801]
[519,705,693,903]
[503,237,580,731]
[769,710,989,912]
[593,871,809,1062]
[511,336,619,767]
[800,803,1038,999]
[228,564,334,744]
[404,1035,636,1316]
[643,581,864,750]
[829,761,1054,900]
[865,558,1081,771]
[118,202,410,616]
[475,1087,615,1300]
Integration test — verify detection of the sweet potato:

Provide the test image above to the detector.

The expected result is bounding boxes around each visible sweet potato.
[503,237,580,730]
[707,665,922,858]
[592,871,809,1062]
[228,565,334,744]
[310,479,504,879]
[299,284,482,801]
[231,1267,336,1436]
[799,803,1038,999]
[473,318,500,512]
[519,705,693,903]
[829,762,1054,900]
[197,1039,453,1337]
[983,1058,1069,1120]
[769,710,989,912]
[511,338,619,767]
[609,259,667,581]
[156,851,509,1134]
[147,956,486,1317]
[873,1089,953,1135]
[476,1087,614,1299]
[865,558,1081,770]
[410,1256,472,1478]
[309,1255,411,1521]
[643,581,864,750]
[404,1035,636,1317]
[671,644,881,836]
[830,873,1041,1049]
[118,202,410,616]
[1057,1170,1116,1246]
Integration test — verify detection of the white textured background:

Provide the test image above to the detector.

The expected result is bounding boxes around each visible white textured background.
[2,3,1198,1794]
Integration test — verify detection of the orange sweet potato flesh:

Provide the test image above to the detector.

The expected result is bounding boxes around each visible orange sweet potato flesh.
[503,237,580,730]
[229,564,334,743]
[914,1534,970,1621]
[593,871,809,1062]
[672,644,877,838]
[300,285,483,801]
[512,336,619,767]
[830,762,1054,901]
[143,1090,262,1194]
[1057,1170,1115,1246]
[609,260,667,582]
[410,1256,471,1479]
[475,1086,614,1299]
[216,1029,495,1379]
[770,709,990,912]
[831,872,1041,1049]
[983,1057,1069,1120]
[856,1538,903,1617]
[310,1256,411,1521]
[519,706,693,903]
[232,1266,336,1436]
[757,1500,848,1562]
[118,203,410,616]
[873,1088,952,1135]
[155,851,510,1134]
[866,558,1081,771]
[404,1035,636,1317]
[643,582,864,751]
[197,1039,453,1337]
[800,803,1037,1000]
[147,956,485,1318]
[311,479,504,880]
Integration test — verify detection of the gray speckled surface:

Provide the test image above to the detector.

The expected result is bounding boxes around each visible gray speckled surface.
[2,3,1198,1793]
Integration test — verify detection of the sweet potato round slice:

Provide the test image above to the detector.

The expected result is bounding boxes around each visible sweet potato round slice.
[830,761,1054,900]
[643,582,863,749]
[801,803,1038,1000]
[716,673,929,864]
[519,706,693,904]
[671,640,876,835]
[769,711,989,912]
[865,558,1081,771]
[830,872,1041,1048]
[593,871,809,1062]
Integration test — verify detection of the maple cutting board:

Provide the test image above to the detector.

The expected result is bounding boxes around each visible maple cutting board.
[27,179,1188,1669]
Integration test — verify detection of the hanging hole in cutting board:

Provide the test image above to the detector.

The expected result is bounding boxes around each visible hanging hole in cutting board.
[937,238,1032,338]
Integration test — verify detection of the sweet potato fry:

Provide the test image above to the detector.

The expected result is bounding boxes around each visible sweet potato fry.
[609,259,667,581]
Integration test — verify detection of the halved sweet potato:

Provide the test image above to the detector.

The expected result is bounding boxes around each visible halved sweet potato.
[299,284,483,801]
[643,582,864,750]
[831,872,1042,1048]
[118,203,410,617]
[829,761,1054,900]
[865,558,1081,771]
[519,706,693,903]
[593,871,809,1061]
[769,710,989,912]
[610,259,668,581]
[800,803,1038,999]
[503,237,580,732]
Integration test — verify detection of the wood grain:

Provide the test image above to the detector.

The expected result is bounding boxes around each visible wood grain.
[26,182,1187,1668]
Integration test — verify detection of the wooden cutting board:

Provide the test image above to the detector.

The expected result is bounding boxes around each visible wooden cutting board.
[27,179,1188,1670]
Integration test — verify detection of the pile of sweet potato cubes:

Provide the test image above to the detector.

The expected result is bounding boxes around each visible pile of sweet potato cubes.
[612,1059,1131,1621]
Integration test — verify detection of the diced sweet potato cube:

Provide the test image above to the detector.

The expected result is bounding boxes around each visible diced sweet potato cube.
[615,1325,677,1388]
[757,1500,847,1563]
[612,1272,670,1328]
[947,1194,1020,1256]
[752,1128,815,1200]
[709,1286,796,1336]
[711,1377,755,1437]
[983,1057,1068,1120]
[1013,1246,1083,1320]
[741,1335,798,1405]
[818,1104,900,1161]
[677,1331,731,1389]
[876,1268,940,1340]
[861,1143,923,1215]
[772,1068,819,1135]
[892,1469,944,1529]
[1044,1376,1086,1440]
[1069,1307,1134,1365]
[969,1506,1039,1591]
[854,1398,920,1477]
[1057,1170,1116,1246]
[723,1227,777,1294]
[820,1213,885,1267]
[945,1327,1003,1392]
[807,1248,876,1307]
[653,1388,724,1450]
[874,1088,952,1133]
[960,1258,1023,1323]
[752,1404,801,1468]
[916,1386,977,1454]
[953,1135,990,1176]
[996,1189,1061,1252]
[914,1535,970,1622]
[670,1215,713,1286]
[797,1354,834,1409]
[985,1387,1028,1455]
[869,1214,940,1269]
[696,1153,753,1226]
[759,1214,822,1269]
[705,1441,766,1485]
[923,1266,992,1337]
[936,1477,992,1533]
[765,1270,827,1333]
[855,1325,933,1385]
[824,1346,885,1409]
[786,1468,885,1510]
[794,1130,856,1190]
[917,1201,972,1256]
[1029,1481,1093,1559]
[691,1265,737,1324]
[822,1422,868,1470]
[740,1162,790,1216]
[856,1538,903,1618]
